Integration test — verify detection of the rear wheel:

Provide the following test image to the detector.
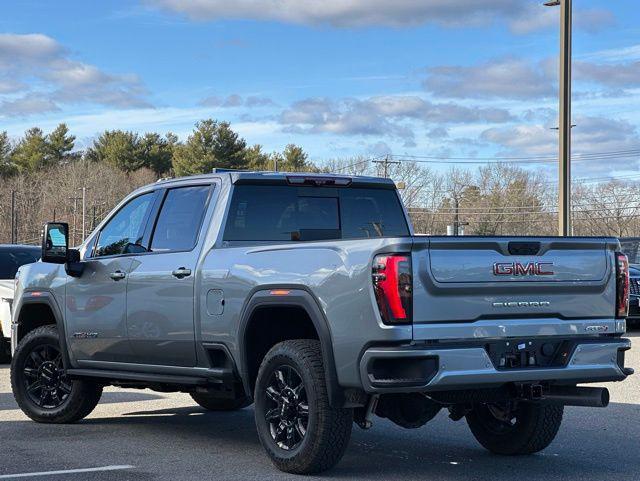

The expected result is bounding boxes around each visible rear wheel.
[190,392,251,411]
[254,340,353,474]
[466,401,563,455]
[11,325,103,423]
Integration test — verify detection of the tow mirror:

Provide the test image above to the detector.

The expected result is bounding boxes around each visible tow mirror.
[41,222,69,264]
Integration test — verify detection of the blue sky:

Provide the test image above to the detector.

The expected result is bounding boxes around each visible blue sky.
[1,0,640,178]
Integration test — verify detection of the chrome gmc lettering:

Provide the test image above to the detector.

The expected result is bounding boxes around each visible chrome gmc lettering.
[493,262,554,276]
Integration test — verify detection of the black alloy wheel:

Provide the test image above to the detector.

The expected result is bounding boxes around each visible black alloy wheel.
[264,365,309,451]
[254,340,353,474]
[11,325,103,424]
[22,342,71,409]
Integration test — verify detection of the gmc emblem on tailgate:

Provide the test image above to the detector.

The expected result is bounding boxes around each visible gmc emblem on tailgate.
[493,262,554,276]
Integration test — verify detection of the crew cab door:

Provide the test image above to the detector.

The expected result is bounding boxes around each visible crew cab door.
[66,191,157,363]
[125,184,214,367]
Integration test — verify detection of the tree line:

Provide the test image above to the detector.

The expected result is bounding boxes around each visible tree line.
[0,119,315,179]
[1,119,639,245]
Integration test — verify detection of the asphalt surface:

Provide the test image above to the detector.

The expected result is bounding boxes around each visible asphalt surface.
[1,331,638,481]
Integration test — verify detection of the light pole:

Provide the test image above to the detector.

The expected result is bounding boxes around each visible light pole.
[81,187,86,241]
[545,0,572,236]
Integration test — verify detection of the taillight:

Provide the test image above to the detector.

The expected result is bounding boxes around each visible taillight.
[372,254,412,324]
[615,252,630,319]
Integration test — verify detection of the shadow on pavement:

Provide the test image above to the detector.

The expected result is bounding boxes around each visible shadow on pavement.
[66,401,640,480]
[0,391,164,411]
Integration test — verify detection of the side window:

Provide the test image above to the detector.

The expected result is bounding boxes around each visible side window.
[224,186,340,241]
[94,193,155,257]
[150,185,211,252]
[340,188,409,239]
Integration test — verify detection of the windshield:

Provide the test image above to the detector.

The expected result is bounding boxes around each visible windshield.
[620,239,640,265]
[0,249,40,279]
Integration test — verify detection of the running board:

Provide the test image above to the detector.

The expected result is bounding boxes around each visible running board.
[66,368,218,386]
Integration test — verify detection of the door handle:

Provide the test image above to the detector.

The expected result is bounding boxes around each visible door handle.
[172,267,192,279]
[109,270,126,281]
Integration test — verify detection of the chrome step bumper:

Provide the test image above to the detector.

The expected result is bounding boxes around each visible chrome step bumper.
[359,338,632,394]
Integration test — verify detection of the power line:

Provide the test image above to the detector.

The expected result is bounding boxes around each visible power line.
[326,147,640,174]
[387,148,640,162]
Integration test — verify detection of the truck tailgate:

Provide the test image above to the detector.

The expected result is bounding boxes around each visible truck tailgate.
[411,237,619,339]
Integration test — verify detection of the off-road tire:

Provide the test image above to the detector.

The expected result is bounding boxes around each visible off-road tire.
[466,402,564,455]
[11,325,103,424]
[190,392,251,411]
[254,339,353,474]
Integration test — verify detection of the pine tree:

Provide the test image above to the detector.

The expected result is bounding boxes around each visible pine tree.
[46,123,75,163]
[172,119,248,176]
[86,130,143,172]
[0,131,19,177]
[12,127,49,172]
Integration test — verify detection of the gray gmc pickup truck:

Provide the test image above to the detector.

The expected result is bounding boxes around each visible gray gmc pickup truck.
[10,171,634,474]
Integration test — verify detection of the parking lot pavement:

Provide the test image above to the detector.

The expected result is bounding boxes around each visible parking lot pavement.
[0,332,638,481]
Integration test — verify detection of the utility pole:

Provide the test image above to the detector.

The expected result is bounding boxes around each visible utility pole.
[449,196,469,236]
[454,197,460,236]
[81,187,87,241]
[545,0,572,236]
[10,190,16,244]
[372,156,401,178]
[69,196,82,246]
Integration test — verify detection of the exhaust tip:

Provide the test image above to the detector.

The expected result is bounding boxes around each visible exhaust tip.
[545,386,610,408]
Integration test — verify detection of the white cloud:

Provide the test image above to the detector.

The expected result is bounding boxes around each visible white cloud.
[0,94,60,117]
[279,95,513,147]
[481,116,640,173]
[148,0,612,33]
[199,94,275,108]
[424,58,555,100]
[574,60,640,89]
[0,33,150,117]
[424,54,640,101]
[583,44,640,63]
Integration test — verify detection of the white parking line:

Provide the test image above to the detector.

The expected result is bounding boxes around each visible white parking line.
[0,465,134,479]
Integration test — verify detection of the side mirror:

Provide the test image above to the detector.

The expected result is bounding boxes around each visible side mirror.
[41,222,69,264]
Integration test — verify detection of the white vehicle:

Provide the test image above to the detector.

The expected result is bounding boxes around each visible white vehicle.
[0,244,40,362]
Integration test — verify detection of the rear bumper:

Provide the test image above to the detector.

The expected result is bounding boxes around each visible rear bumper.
[359,338,632,394]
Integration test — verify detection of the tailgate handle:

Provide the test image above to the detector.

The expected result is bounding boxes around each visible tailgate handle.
[508,242,541,256]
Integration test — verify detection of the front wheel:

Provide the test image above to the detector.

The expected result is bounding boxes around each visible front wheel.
[11,325,103,423]
[254,340,353,474]
[466,401,564,455]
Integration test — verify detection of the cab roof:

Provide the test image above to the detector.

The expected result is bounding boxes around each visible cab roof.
[154,170,396,189]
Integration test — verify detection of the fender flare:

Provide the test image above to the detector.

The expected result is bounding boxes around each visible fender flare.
[13,290,72,369]
[237,287,344,407]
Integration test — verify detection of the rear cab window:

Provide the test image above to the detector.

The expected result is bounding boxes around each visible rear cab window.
[223,184,409,242]
[150,185,211,252]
